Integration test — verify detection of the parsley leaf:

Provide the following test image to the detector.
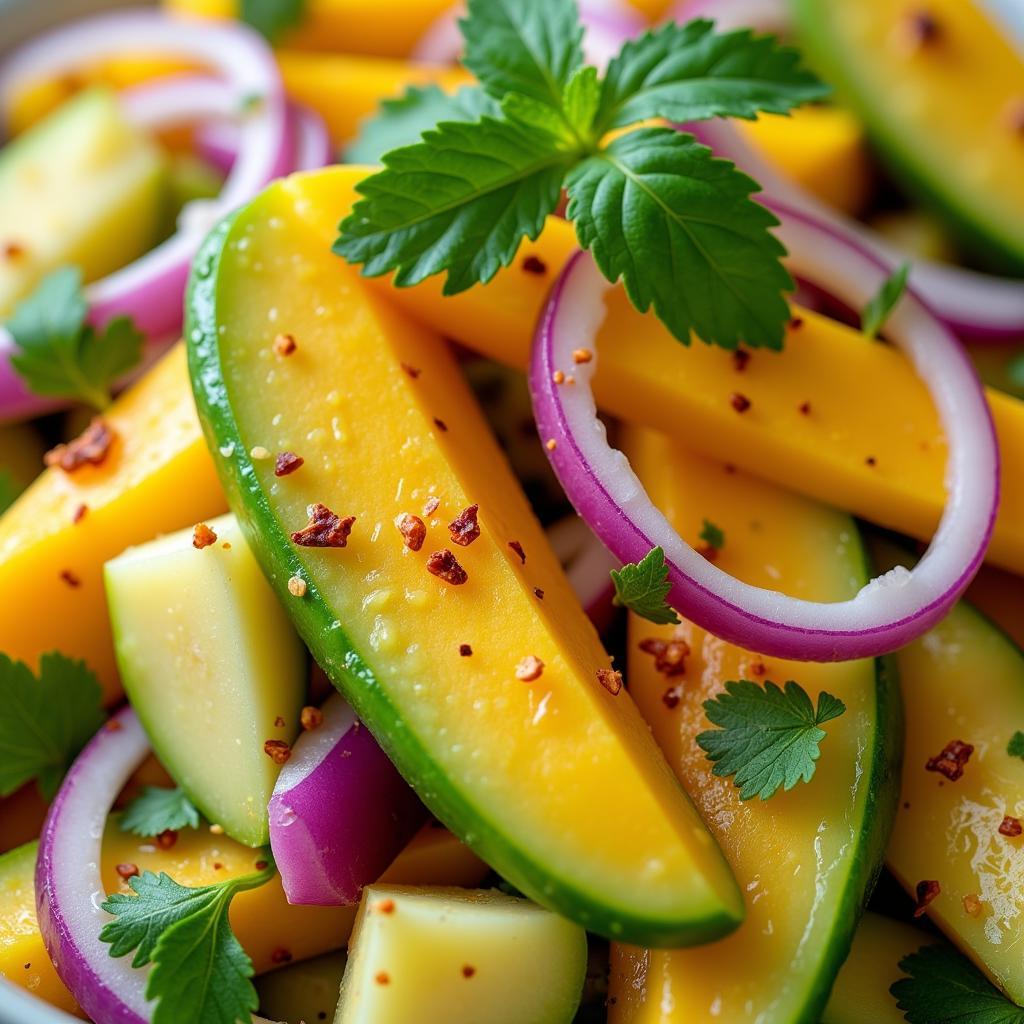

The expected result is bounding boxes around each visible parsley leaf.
[101,858,275,1024]
[697,679,846,800]
[699,518,725,550]
[862,262,911,340]
[595,20,830,134]
[0,652,106,799]
[0,470,19,516]
[890,944,1024,1024]
[7,267,143,411]
[566,128,793,349]
[239,0,304,41]
[120,787,201,838]
[335,115,575,294]
[610,546,680,625]
[1008,731,1024,759]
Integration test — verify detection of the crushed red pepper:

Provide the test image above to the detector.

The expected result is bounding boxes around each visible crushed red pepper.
[270,948,293,965]
[905,9,941,48]
[598,668,623,695]
[963,893,983,917]
[2,242,25,261]
[264,739,292,765]
[521,255,547,275]
[662,685,683,710]
[999,815,1023,837]
[449,504,481,546]
[926,739,973,782]
[865,456,877,467]
[375,972,390,986]
[552,370,565,385]
[400,362,421,379]
[274,716,286,728]
[396,513,426,552]
[789,317,804,330]
[156,830,178,850]
[798,401,812,416]
[59,570,81,588]
[272,333,297,356]
[426,549,468,585]
[45,418,115,473]
[115,863,139,880]
[638,635,690,677]
[433,417,448,432]
[275,451,304,477]
[301,706,324,731]
[730,392,751,413]
[375,899,396,915]
[72,504,88,525]
[572,348,593,364]
[192,523,218,549]
[732,349,750,372]
[462,965,477,979]
[913,879,940,917]
[515,655,545,682]
[508,540,526,564]
[459,644,473,657]
[291,504,355,548]
[533,587,545,600]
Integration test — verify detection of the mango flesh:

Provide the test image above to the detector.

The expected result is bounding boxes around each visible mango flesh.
[256,951,347,1023]
[336,886,587,1024]
[0,87,166,317]
[187,169,743,945]
[608,434,897,1023]
[0,343,226,704]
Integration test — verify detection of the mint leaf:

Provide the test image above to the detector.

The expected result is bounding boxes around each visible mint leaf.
[346,85,500,166]
[595,20,829,133]
[697,680,846,800]
[101,859,275,1024]
[239,0,304,41]
[120,787,201,838]
[1008,731,1024,759]
[335,115,575,294]
[699,518,725,550]
[0,652,105,799]
[562,65,601,139]
[0,470,19,515]
[461,0,583,111]
[611,546,680,626]
[891,944,1024,1024]
[862,262,911,339]
[8,267,143,410]
[566,127,792,348]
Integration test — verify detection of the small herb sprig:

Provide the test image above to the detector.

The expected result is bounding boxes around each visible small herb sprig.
[120,786,202,838]
[239,0,305,41]
[611,546,680,625]
[338,0,829,350]
[862,261,911,339]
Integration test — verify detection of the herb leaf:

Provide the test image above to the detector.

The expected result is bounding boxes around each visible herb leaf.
[461,0,583,111]
[335,115,575,294]
[101,859,275,1024]
[8,267,143,410]
[595,21,830,133]
[1008,731,1024,759]
[239,0,304,41]
[890,944,1024,1024]
[862,262,911,340]
[611,546,680,626]
[697,679,846,800]
[120,787,202,838]
[566,128,792,348]
[0,652,105,799]
[699,518,725,550]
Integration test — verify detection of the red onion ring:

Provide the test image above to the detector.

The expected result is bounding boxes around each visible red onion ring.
[547,516,618,626]
[529,204,999,662]
[35,708,274,1024]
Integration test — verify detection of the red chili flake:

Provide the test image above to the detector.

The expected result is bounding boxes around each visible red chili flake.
[798,401,812,416]
[865,456,877,467]
[732,349,750,372]
[521,255,547,275]
[433,417,448,432]
[638,636,690,677]
[45,418,115,473]
[59,570,81,588]
[597,668,623,695]
[291,504,355,548]
[2,241,25,261]
[272,333,297,356]
[275,451,304,477]
[115,863,139,880]
[749,661,767,677]
[192,523,218,549]
[724,463,737,474]
[545,439,557,451]
[400,362,421,379]
[662,685,683,709]
[271,948,293,965]
[156,830,178,850]
[375,972,390,986]
[462,965,477,979]
[913,879,941,917]
[508,540,526,564]
[572,348,593,364]
[999,815,1023,837]
[459,644,473,657]
[552,370,565,385]
[264,739,292,765]
[105,719,123,732]
[375,899,396,915]
[515,655,545,681]
[213,862,223,870]
[72,503,88,525]
[423,496,440,516]
[730,392,751,413]
[301,706,324,731]
[926,739,973,782]
[254,860,268,871]
[396,513,426,552]
[963,893,983,917]
[533,587,545,600]
[789,317,804,330]
[274,716,286,728]
[449,504,480,547]
[905,9,941,47]
[426,549,468,586]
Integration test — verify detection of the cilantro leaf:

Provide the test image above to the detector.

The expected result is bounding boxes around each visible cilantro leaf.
[120,787,201,838]
[699,518,725,550]
[697,679,846,800]
[862,262,911,339]
[0,652,105,799]
[610,546,680,625]
[335,115,575,294]
[1008,731,1024,759]
[461,0,583,112]
[891,944,1024,1024]
[566,127,793,348]
[595,20,829,133]
[239,0,304,41]
[7,267,143,411]
[101,859,275,1024]
[0,470,19,516]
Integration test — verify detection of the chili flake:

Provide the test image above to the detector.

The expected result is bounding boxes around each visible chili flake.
[789,317,804,330]
[598,668,623,695]
[275,451,304,477]
[156,830,178,850]
[192,523,218,549]
[449,505,480,546]
[638,636,690,677]
[274,716,286,728]
[925,739,973,782]
[272,333,297,356]
[515,655,544,682]
[426,549,468,586]
[462,965,477,979]
[271,948,293,965]
[459,644,473,657]
[400,362,421,379]
[375,972,390,986]
[522,255,547,275]
[292,504,355,548]
[732,349,750,372]
[2,241,25,261]
[798,401,812,416]
[59,570,81,588]
[572,348,593,364]
[433,417,448,432]
[301,706,324,731]
[72,504,88,525]
[963,894,983,917]
[264,739,292,765]
[913,879,940,918]
[116,863,139,880]
[45,418,114,473]
[905,9,941,48]
[999,815,1022,837]
[287,575,307,597]
[508,540,526,564]
[423,496,440,516]
[545,438,557,451]
[552,370,565,385]
[396,513,426,551]
[662,685,683,709]
[533,587,545,600]
[375,899,396,915]
[865,456,877,467]
[730,392,751,413]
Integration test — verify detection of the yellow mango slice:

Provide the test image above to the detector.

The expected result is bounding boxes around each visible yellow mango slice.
[0,344,226,704]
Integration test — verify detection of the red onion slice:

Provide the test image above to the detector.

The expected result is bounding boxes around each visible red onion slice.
[547,516,618,626]
[529,205,999,662]
[268,694,425,907]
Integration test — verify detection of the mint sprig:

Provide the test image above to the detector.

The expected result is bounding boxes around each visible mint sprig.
[337,0,828,350]
[120,787,202,838]
[610,546,680,626]
[862,261,911,340]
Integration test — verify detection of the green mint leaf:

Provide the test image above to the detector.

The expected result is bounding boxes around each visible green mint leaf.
[699,518,725,550]
[461,0,584,111]
[239,0,304,41]
[101,859,275,1024]
[890,944,1024,1023]
[0,470,19,516]
[335,115,574,295]
[610,546,680,626]
[862,262,911,339]
[346,85,500,166]
[566,127,792,349]
[697,679,846,800]
[120,787,202,838]
[8,267,143,410]
[501,92,575,140]
[0,652,105,799]
[595,20,829,134]
[1008,731,1024,759]
[562,65,601,140]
